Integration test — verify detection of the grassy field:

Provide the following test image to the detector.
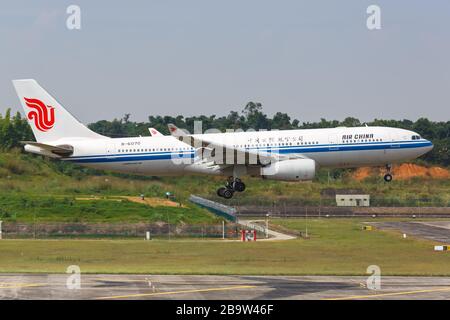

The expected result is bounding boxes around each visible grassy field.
[0,194,219,224]
[1,218,449,275]
[0,150,449,210]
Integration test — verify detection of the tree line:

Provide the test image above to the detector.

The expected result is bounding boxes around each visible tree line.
[1,102,449,166]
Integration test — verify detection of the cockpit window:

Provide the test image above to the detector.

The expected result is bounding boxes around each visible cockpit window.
[411,135,421,140]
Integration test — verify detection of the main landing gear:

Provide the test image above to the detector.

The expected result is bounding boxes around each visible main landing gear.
[217,177,246,199]
[384,164,393,182]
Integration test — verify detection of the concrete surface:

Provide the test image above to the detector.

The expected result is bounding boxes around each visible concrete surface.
[238,219,297,241]
[370,221,450,243]
[1,274,450,300]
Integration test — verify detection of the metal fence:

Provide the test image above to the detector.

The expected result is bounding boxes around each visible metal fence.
[208,196,450,209]
[189,195,237,222]
[0,222,242,239]
[236,205,450,218]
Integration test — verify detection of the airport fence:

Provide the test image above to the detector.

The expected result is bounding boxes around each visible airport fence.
[209,194,450,211]
[236,205,450,218]
[189,195,237,222]
[0,222,243,239]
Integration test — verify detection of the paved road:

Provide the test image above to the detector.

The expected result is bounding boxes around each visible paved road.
[1,274,450,300]
[238,220,297,241]
[370,221,450,243]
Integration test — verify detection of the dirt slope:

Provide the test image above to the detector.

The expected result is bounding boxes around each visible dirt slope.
[352,163,450,181]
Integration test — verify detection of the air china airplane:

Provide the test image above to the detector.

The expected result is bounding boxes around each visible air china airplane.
[13,79,433,199]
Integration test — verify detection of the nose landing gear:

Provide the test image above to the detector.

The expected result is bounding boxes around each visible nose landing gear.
[217,177,246,199]
[384,164,393,182]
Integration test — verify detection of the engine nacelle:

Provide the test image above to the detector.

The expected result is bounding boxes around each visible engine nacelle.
[260,159,316,181]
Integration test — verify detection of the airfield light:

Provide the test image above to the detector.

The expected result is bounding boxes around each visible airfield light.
[0,220,2,240]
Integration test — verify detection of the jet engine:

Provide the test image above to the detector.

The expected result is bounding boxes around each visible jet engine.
[260,159,316,181]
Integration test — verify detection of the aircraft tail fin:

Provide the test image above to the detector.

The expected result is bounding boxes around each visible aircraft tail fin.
[12,79,105,143]
[149,128,164,137]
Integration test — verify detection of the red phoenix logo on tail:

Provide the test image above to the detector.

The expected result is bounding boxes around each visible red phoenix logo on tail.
[24,97,55,132]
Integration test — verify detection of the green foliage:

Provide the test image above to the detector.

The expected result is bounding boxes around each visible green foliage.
[0,109,33,149]
[0,194,218,224]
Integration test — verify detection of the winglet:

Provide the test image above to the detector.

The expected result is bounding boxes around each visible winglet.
[167,123,189,137]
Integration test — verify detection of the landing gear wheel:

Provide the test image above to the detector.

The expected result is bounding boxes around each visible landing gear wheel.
[222,188,234,199]
[384,173,393,182]
[232,181,246,192]
[217,187,227,197]
[218,177,243,199]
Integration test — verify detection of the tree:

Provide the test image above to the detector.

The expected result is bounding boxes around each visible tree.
[271,112,292,130]
[243,102,269,130]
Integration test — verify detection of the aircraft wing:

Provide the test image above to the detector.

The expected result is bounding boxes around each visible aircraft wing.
[167,124,305,166]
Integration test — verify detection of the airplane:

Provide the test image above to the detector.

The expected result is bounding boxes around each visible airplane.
[13,79,434,199]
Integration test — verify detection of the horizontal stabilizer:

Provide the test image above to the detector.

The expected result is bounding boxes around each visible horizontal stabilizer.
[21,141,73,156]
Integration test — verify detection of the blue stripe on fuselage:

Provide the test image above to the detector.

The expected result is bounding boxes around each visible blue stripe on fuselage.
[65,140,432,164]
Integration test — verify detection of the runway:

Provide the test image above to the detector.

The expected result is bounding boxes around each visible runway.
[1,274,450,300]
[370,221,450,243]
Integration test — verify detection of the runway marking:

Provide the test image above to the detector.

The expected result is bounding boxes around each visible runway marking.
[95,278,150,283]
[0,283,46,289]
[95,285,256,300]
[325,287,450,300]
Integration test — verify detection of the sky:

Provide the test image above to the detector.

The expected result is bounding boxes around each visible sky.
[1,0,449,124]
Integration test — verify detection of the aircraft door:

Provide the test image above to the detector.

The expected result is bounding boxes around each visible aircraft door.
[389,133,400,151]
[328,134,346,166]
[328,135,339,151]
[107,141,117,157]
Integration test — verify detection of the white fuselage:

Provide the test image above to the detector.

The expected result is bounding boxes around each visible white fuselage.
[32,126,433,178]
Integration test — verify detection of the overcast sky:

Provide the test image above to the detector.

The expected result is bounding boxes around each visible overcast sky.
[1,1,449,124]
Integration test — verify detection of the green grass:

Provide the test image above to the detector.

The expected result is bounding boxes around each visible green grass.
[1,218,450,275]
[0,150,449,225]
[1,151,450,204]
[0,150,448,208]
[0,194,219,224]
